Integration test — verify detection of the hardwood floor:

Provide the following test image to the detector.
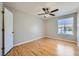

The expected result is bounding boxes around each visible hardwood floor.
[6,37,79,56]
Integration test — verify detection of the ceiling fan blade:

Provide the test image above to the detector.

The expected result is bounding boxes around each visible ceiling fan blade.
[46,8,49,13]
[42,8,46,11]
[38,13,46,15]
[42,8,47,14]
[50,14,55,16]
[51,9,59,13]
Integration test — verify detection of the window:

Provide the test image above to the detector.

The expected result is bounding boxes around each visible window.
[57,17,74,35]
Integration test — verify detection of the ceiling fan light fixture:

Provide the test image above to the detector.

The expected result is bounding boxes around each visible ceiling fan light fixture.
[44,14,50,17]
[38,8,59,18]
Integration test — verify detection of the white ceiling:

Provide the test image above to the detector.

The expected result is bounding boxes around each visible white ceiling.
[4,2,79,18]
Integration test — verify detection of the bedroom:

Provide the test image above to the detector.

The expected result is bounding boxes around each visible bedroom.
[0,2,79,56]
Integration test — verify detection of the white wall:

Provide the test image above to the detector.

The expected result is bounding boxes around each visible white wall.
[12,10,45,45]
[77,10,79,47]
[0,2,3,56]
[4,5,77,47]
[45,13,77,42]
[4,4,45,46]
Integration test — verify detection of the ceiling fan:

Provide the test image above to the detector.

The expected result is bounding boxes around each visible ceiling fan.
[38,8,59,17]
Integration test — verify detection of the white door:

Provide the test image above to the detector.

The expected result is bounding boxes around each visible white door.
[4,8,13,54]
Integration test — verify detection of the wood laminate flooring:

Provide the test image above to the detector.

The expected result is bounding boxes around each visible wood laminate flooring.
[6,37,79,56]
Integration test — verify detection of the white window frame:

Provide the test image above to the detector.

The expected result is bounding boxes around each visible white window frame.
[57,17,74,35]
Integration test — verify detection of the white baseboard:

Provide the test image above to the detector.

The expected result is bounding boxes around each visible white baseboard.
[13,36,77,47]
[13,36,44,47]
[46,36,77,44]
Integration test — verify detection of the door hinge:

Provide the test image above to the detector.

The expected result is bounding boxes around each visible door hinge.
[2,28,4,31]
[2,10,4,14]
[1,48,4,50]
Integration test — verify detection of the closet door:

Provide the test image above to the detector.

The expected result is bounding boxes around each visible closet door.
[4,8,13,54]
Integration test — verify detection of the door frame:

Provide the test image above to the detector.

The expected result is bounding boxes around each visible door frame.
[2,7,14,56]
[2,7,5,56]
